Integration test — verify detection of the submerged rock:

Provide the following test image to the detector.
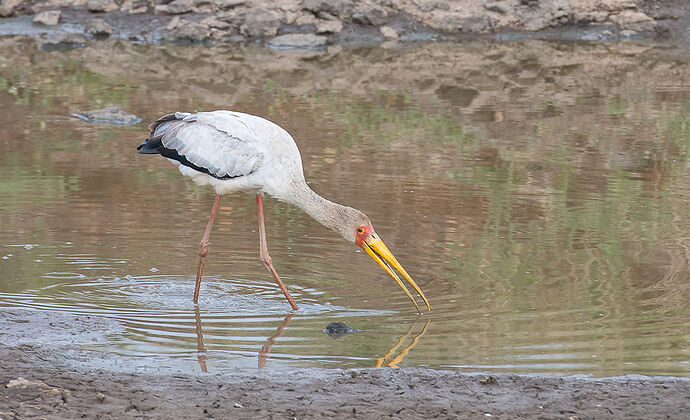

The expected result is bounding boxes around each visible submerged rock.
[324,321,359,337]
[71,107,142,125]
[267,33,327,49]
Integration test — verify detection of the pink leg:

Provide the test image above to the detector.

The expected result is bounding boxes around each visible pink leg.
[256,193,298,310]
[194,194,221,304]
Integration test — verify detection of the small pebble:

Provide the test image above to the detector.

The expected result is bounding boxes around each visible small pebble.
[479,376,498,385]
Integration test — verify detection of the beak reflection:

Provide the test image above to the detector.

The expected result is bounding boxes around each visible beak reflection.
[362,235,431,313]
[374,317,431,368]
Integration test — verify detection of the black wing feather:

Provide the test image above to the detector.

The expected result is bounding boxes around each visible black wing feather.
[137,113,241,180]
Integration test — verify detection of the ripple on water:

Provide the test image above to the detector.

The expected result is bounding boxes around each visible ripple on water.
[0,273,398,371]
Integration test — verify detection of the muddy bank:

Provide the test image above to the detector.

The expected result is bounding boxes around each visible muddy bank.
[1,346,689,419]
[0,309,688,419]
[0,0,688,46]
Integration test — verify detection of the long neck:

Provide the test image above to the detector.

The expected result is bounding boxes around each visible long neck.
[282,181,354,241]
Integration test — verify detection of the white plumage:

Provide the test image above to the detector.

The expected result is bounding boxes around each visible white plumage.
[137,110,430,313]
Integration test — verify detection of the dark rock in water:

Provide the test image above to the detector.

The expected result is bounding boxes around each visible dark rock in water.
[324,321,359,337]
[71,107,142,125]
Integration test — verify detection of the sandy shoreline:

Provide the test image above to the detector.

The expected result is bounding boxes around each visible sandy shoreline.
[0,308,688,419]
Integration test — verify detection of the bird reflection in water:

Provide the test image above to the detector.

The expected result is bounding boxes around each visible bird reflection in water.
[193,310,429,371]
[193,306,208,372]
[192,308,294,371]
[258,314,294,369]
[373,318,430,368]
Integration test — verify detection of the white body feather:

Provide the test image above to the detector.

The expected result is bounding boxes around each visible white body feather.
[165,111,305,202]
[149,110,369,242]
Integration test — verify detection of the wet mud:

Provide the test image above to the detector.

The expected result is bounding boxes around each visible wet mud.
[1,345,688,419]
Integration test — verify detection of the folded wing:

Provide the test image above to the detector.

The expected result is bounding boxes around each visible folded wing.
[137,112,264,180]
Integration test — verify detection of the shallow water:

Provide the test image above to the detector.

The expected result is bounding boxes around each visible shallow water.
[0,37,688,376]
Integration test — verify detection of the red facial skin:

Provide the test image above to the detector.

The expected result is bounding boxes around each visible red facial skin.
[355,224,374,248]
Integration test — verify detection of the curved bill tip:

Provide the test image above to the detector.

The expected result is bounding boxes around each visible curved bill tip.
[361,235,431,313]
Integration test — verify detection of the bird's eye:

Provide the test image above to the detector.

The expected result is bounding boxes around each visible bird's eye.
[357,228,363,234]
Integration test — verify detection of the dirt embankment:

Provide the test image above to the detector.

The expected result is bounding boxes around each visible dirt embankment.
[1,0,688,46]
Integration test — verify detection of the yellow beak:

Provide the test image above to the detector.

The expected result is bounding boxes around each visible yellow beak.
[362,235,431,313]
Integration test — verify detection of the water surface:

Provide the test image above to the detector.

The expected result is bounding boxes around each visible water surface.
[0,37,688,376]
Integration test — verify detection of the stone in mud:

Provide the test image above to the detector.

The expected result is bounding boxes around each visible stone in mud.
[201,16,231,30]
[352,5,388,26]
[156,0,193,15]
[166,15,181,29]
[432,14,493,33]
[417,1,450,13]
[324,322,359,337]
[240,7,280,38]
[380,25,398,38]
[316,19,342,34]
[33,10,61,25]
[86,18,113,36]
[0,0,24,17]
[87,0,119,13]
[267,33,327,49]
[71,107,142,125]
[219,0,246,9]
[479,375,498,385]
[121,0,150,14]
[484,1,510,15]
[610,10,656,31]
[165,20,211,41]
[302,0,353,18]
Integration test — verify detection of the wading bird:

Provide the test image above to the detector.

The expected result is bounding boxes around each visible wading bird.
[137,111,430,313]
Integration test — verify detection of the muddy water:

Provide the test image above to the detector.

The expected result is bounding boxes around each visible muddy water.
[0,37,688,376]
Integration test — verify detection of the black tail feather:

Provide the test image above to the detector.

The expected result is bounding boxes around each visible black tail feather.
[137,133,164,154]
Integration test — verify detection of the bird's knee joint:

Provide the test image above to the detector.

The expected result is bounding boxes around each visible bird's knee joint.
[199,244,209,257]
[261,255,272,267]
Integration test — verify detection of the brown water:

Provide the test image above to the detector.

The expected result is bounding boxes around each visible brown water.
[0,36,689,376]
